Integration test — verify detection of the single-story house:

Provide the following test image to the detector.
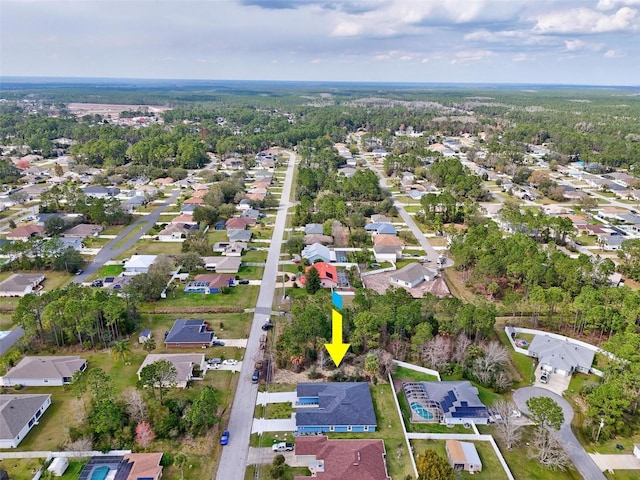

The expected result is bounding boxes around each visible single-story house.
[0,327,24,356]
[153,177,174,186]
[164,319,215,348]
[365,223,397,236]
[138,354,206,388]
[303,234,333,245]
[246,193,265,202]
[301,243,335,264]
[200,257,242,274]
[0,356,87,387]
[61,223,103,238]
[227,229,253,242]
[123,255,158,275]
[0,394,52,448]
[121,195,147,212]
[180,203,197,215]
[372,235,404,249]
[78,453,164,480]
[402,381,491,425]
[241,208,260,220]
[171,214,198,225]
[390,263,438,289]
[182,197,205,205]
[158,223,198,241]
[82,186,120,198]
[139,329,152,344]
[237,198,252,211]
[528,335,595,376]
[59,237,84,251]
[6,224,45,241]
[597,234,625,251]
[446,440,482,473]
[305,223,324,235]
[296,382,377,434]
[0,273,45,297]
[211,241,246,257]
[184,273,236,293]
[300,262,338,289]
[294,436,391,480]
[373,244,402,263]
[225,217,255,230]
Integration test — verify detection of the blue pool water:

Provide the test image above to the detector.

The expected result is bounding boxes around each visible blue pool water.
[410,402,434,420]
[90,466,110,480]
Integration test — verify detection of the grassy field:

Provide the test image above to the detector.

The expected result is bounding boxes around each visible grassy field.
[118,239,184,258]
[157,285,259,310]
[393,365,439,382]
[242,249,268,263]
[94,263,125,279]
[410,439,509,480]
[496,329,534,387]
[244,464,308,480]
[1,458,45,480]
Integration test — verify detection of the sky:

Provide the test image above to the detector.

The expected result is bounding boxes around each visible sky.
[1,0,639,85]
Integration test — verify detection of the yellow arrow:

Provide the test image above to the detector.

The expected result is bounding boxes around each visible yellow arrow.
[325,310,350,367]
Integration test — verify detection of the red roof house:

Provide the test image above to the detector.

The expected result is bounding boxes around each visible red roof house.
[300,262,338,288]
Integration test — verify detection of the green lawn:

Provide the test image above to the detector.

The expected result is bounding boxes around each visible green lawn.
[118,239,184,258]
[157,286,259,310]
[101,225,126,236]
[496,329,533,387]
[207,230,229,244]
[245,464,308,480]
[393,365,439,382]
[237,265,264,280]
[0,458,44,480]
[410,439,509,480]
[242,249,268,263]
[94,264,124,279]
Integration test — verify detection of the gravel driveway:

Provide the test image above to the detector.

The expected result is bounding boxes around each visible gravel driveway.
[513,386,605,480]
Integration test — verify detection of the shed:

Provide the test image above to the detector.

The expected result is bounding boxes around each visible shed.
[139,329,152,344]
[446,440,482,473]
[634,443,640,459]
[47,457,69,476]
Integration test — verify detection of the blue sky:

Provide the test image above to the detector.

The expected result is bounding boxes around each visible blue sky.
[1,0,639,85]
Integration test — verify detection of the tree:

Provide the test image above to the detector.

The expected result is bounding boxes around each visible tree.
[175,453,187,480]
[526,396,564,432]
[305,266,321,294]
[142,337,156,352]
[111,340,131,363]
[178,252,205,272]
[138,360,177,402]
[44,215,67,236]
[416,449,455,480]
[52,247,85,273]
[186,386,219,436]
[530,426,571,470]
[364,353,380,382]
[122,387,147,423]
[492,399,523,449]
[126,272,166,302]
[135,421,156,448]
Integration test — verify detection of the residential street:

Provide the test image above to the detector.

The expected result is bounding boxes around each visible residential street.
[72,189,181,283]
[513,386,606,480]
[216,150,297,480]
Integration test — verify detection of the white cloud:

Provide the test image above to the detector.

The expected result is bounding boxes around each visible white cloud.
[451,49,495,64]
[512,53,531,62]
[604,48,626,57]
[565,39,604,51]
[533,6,639,34]
[597,0,640,11]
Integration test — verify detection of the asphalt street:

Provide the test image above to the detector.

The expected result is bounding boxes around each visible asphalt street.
[513,386,606,480]
[216,151,297,480]
[72,189,181,283]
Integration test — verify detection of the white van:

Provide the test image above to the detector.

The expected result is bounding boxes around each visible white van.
[272,442,294,452]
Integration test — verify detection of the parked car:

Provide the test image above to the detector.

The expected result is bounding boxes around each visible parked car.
[261,322,274,331]
[251,369,260,383]
[540,372,549,384]
[272,442,294,452]
[212,340,226,346]
[220,429,230,445]
[91,279,103,287]
[222,359,238,366]
[75,269,84,275]
[238,280,250,285]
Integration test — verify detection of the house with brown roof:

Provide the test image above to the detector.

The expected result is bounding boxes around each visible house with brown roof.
[446,440,482,473]
[247,193,266,202]
[0,274,45,297]
[61,223,103,238]
[373,235,405,248]
[6,224,45,241]
[171,214,198,225]
[0,356,87,387]
[301,262,338,288]
[158,223,198,241]
[294,436,391,480]
[182,197,205,205]
[225,217,255,230]
[153,177,174,186]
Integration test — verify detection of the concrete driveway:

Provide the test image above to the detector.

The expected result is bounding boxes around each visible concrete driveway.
[534,369,571,395]
[256,391,297,406]
[247,447,304,466]
[513,387,606,480]
[589,453,640,472]
[251,416,297,434]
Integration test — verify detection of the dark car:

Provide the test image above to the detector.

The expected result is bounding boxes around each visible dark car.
[220,429,229,445]
[91,279,103,287]
[212,340,225,346]
[238,280,250,285]
[251,369,260,383]
[261,322,274,331]
[76,269,84,275]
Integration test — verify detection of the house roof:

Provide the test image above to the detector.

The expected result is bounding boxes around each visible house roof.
[301,243,333,261]
[159,224,192,236]
[183,197,205,205]
[305,223,324,235]
[225,217,253,230]
[122,453,163,480]
[62,223,103,237]
[140,329,152,338]
[294,436,391,480]
[303,234,334,245]
[181,203,197,213]
[417,381,490,421]
[301,262,338,285]
[528,335,595,372]
[199,257,242,272]
[0,273,45,294]
[446,440,482,467]
[240,208,260,219]
[124,255,158,269]
[370,215,390,224]
[194,272,236,287]
[0,394,51,440]
[227,229,253,242]
[373,235,404,247]
[138,354,205,383]
[296,382,376,428]
[7,224,44,239]
[153,177,174,185]
[2,356,86,382]
[165,319,214,344]
[171,214,198,224]
[390,263,437,284]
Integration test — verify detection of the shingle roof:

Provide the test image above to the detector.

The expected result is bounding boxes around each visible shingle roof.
[390,263,437,285]
[137,354,204,384]
[0,394,51,440]
[528,335,595,372]
[294,436,391,480]
[418,381,489,420]
[305,223,324,235]
[446,440,482,467]
[227,229,252,242]
[296,382,376,428]
[6,224,44,239]
[2,356,86,381]
[0,273,45,295]
[165,319,214,344]
[301,243,332,261]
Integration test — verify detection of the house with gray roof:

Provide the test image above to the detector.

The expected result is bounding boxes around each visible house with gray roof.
[304,223,324,235]
[0,273,45,297]
[227,229,253,242]
[137,354,206,388]
[390,263,438,289]
[301,243,335,263]
[365,223,397,236]
[295,382,377,434]
[164,319,214,348]
[528,335,595,376]
[62,223,103,238]
[1,356,87,387]
[0,394,51,448]
[241,208,260,220]
[403,381,490,425]
[82,186,120,198]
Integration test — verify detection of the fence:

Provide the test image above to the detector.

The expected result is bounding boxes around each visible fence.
[392,359,441,381]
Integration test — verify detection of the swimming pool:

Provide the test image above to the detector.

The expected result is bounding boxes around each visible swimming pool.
[410,402,434,420]
[90,466,110,480]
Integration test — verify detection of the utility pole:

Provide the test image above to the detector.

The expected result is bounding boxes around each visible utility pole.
[596,418,605,442]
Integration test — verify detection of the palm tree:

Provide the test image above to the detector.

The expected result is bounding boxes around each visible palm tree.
[111,340,131,363]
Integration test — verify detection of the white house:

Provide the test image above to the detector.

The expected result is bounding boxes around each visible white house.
[137,354,206,388]
[1,356,87,387]
[390,263,437,289]
[528,335,595,376]
[0,274,45,297]
[0,394,51,448]
[123,255,158,275]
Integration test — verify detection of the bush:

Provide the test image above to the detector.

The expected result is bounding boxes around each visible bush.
[160,452,174,467]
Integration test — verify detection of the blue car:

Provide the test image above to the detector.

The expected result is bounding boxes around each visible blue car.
[220,429,230,445]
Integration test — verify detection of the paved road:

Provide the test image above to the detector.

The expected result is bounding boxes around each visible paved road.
[513,386,606,480]
[72,189,181,283]
[216,150,297,480]
[364,159,443,266]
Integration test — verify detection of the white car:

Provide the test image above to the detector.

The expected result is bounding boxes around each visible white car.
[222,359,238,366]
